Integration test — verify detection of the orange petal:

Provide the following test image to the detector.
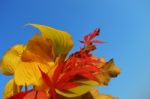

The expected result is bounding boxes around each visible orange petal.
[23,91,49,99]
[21,34,53,63]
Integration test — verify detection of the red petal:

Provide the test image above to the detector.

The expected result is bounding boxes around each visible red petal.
[39,68,52,87]
[23,91,37,99]
[52,64,64,82]
[8,91,32,99]
[91,40,104,44]
[37,91,49,99]
[89,28,100,40]
[80,71,97,81]
[49,90,57,99]
[57,67,81,83]
[24,90,49,99]
[84,66,99,72]
[56,82,79,90]
[84,34,90,41]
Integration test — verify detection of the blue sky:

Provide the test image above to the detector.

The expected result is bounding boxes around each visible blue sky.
[0,0,150,99]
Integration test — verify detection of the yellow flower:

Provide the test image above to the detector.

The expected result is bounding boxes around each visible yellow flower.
[0,24,120,99]
[0,24,74,98]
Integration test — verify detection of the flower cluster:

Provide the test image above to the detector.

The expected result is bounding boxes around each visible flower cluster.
[0,24,120,99]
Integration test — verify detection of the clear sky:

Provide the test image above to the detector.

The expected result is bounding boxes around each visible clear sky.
[0,0,150,99]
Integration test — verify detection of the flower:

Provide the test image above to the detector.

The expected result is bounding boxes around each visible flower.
[1,24,73,98]
[0,24,120,99]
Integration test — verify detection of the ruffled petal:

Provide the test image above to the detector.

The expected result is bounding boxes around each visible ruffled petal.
[30,24,74,60]
[1,45,25,75]
[14,61,54,86]
[97,59,121,86]
[3,79,21,99]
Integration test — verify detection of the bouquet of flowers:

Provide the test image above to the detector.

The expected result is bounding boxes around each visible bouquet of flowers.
[0,24,120,99]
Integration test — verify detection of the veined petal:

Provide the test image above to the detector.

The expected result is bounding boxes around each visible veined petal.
[3,79,21,99]
[1,45,25,75]
[30,24,74,60]
[14,61,55,86]
[21,34,53,63]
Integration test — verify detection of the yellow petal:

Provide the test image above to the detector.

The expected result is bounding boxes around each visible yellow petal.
[1,45,25,75]
[21,34,53,63]
[57,89,118,99]
[90,89,118,99]
[56,80,99,97]
[30,24,74,60]
[14,61,55,86]
[97,59,121,86]
[3,79,21,99]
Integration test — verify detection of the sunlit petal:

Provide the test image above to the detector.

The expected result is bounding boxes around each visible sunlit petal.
[30,24,74,60]
[3,79,21,99]
[1,45,25,75]
[14,61,54,86]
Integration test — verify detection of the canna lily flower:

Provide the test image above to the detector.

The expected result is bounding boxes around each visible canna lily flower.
[0,24,120,99]
[1,24,73,98]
